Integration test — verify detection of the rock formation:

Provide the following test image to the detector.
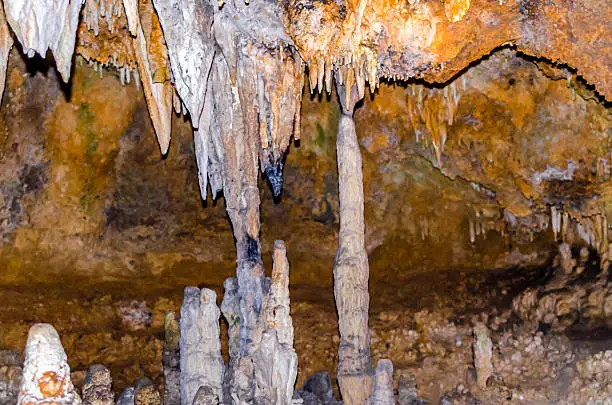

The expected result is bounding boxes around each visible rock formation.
[0,0,609,403]
[179,288,224,405]
[82,365,114,405]
[18,324,81,405]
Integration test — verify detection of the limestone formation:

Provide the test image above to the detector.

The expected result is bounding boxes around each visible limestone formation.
[18,323,81,405]
[117,388,135,405]
[253,241,298,404]
[372,360,394,405]
[473,323,493,390]
[191,386,218,405]
[302,371,333,404]
[134,378,161,405]
[179,288,224,405]
[82,364,114,405]
[163,311,180,405]
[333,73,374,404]
[0,5,13,107]
[152,0,215,124]
[4,0,85,81]
[0,350,22,405]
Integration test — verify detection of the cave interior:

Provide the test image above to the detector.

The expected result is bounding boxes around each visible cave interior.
[0,0,610,404]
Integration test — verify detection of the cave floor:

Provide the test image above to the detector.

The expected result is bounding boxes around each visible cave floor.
[0,264,610,403]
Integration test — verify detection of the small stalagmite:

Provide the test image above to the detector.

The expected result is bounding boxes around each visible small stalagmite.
[134,378,161,405]
[18,323,81,405]
[179,288,224,405]
[473,323,493,390]
[163,311,181,405]
[117,388,135,405]
[372,360,394,405]
[82,364,114,405]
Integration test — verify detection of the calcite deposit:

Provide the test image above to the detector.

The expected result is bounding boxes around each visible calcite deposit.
[0,0,608,403]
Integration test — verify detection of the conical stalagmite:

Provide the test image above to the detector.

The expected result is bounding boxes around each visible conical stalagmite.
[179,288,224,405]
[4,0,85,81]
[333,70,374,404]
[163,311,180,405]
[18,324,81,405]
[82,364,114,405]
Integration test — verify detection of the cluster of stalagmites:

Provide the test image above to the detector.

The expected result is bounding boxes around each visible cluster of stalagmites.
[512,242,612,333]
[6,241,393,405]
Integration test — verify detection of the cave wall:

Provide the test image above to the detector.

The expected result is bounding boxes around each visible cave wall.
[0,48,609,287]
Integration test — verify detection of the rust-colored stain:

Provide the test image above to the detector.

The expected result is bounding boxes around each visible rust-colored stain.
[37,371,65,398]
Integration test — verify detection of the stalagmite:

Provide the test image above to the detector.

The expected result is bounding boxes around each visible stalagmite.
[163,311,180,405]
[372,360,394,405]
[179,288,224,405]
[4,0,85,81]
[134,378,161,405]
[253,241,298,405]
[473,323,493,390]
[333,71,374,404]
[82,365,114,405]
[117,388,135,405]
[18,324,81,405]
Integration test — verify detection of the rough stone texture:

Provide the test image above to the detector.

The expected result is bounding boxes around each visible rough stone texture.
[18,324,81,405]
[163,311,180,405]
[0,350,22,405]
[82,364,114,405]
[117,388,135,405]
[134,378,161,405]
[372,359,394,405]
[472,323,492,390]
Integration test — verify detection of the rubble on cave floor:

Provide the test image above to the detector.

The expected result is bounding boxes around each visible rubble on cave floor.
[0,243,610,404]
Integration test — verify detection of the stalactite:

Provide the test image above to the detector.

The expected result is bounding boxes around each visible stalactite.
[163,311,181,405]
[18,324,81,405]
[152,0,215,123]
[333,71,375,405]
[124,0,173,154]
[0,5,13,107]
[179,287,224,405]
[82,365,114,405]
[4,0,85,82]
